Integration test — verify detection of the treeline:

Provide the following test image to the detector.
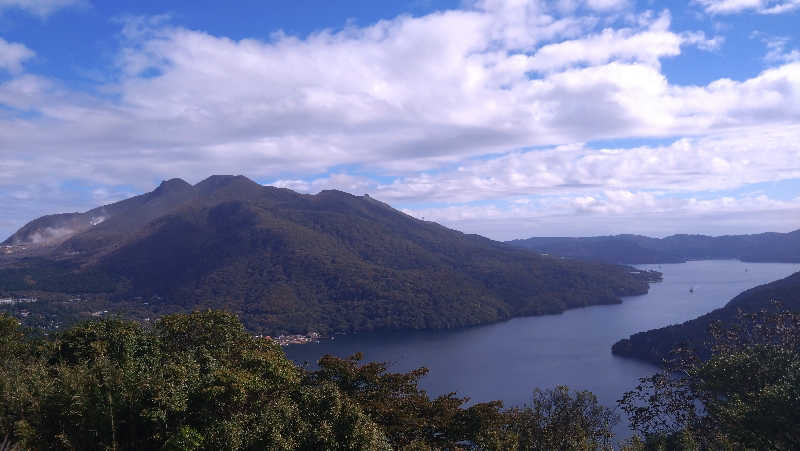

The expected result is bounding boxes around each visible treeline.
[509,230,800,264]
[0,311,618,450]
[2,308,798,450]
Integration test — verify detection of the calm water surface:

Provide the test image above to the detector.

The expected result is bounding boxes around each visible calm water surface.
[285,260,799,438]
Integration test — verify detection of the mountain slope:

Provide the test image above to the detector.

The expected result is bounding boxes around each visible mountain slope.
[508,231,800,264]
[3,178,196,252]
[1,176,658,334]
[611,271,800,365]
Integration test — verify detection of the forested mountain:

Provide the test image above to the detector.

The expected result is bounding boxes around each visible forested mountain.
[508,230,800,264]
[612,271,800,364]
[0,176,657,335]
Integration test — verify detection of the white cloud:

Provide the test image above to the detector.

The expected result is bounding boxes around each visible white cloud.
[681,31,724,51]
[584,0,629,11]
[403,193,800,239]
[268,121,800,240]
[0,38,34,73]
[555,0,630,13]
[1,1,799,239]
[1,10,789,187]
[523,11,680,72]
[519,17,722,73]
[694,0,800,15]
[273,173,375,194]
[366,125,800,203]
[759,35,800,64]
[0,0,82,17]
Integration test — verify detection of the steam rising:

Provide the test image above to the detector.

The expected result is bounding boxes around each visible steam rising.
[26,227,76,245]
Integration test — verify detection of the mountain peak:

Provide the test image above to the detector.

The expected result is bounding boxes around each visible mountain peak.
[2,175,656,337]
[159,177,191,188]
[316,189,354,198]
[151,178,193,196]
[192,175,270,204]
[196,174,252,185]
[195,175,259,191]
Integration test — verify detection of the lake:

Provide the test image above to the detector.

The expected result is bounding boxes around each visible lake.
[284,260,800,439]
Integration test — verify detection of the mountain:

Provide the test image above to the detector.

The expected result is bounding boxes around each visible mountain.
[611,271,800,365]
[0,176,658,335]
[508,231,800,264]
[4,178,197,253]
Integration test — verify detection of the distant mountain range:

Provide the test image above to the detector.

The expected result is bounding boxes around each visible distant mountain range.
[508,231,800,264]
[0,175,656,335]
[612,270,800,365]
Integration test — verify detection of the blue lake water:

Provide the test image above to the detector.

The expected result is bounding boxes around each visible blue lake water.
[284,260,799,439]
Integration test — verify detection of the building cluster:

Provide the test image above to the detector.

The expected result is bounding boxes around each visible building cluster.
[0,297,38,305]
[258,331,321,346]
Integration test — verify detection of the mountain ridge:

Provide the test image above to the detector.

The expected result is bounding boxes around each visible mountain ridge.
[0,175,658,335]
[508,230,800,264]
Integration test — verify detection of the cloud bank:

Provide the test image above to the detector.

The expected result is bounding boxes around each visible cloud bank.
[0,0,798,239]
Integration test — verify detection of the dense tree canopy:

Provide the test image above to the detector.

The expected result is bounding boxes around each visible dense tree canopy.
[0,311,387,450]
[619,306,800,450]
[0,310,620,450]
[3,307,796,449]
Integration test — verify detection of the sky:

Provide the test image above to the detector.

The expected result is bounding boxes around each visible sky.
[0,0,799,240]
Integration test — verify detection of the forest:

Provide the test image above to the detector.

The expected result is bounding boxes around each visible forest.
[1,308,797,450]
[0,176,659,336]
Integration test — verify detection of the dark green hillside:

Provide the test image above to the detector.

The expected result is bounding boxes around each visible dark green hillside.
[612,271,800,365]
[509,230,800,264]
[79,186,655,334]
[1,176,656,335]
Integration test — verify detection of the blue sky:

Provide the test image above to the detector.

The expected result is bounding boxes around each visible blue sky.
[1,0,799,239]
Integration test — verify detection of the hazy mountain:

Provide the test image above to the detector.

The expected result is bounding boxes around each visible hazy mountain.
[0,175,657,334]
[612,271,800,365]
[508,231,800,264]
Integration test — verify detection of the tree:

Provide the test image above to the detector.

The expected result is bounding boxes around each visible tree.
[0,311,389,450]
[619,305,800,450]
[1,310,626,450]
[507,386,618,451]
[308,352,471,448]
[309,354,620,450]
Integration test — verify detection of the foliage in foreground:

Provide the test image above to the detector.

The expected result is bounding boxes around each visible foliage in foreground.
[0,311,617,450]
[4,306,796,450]
[619,306,800,450]
[0,311,387,450]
